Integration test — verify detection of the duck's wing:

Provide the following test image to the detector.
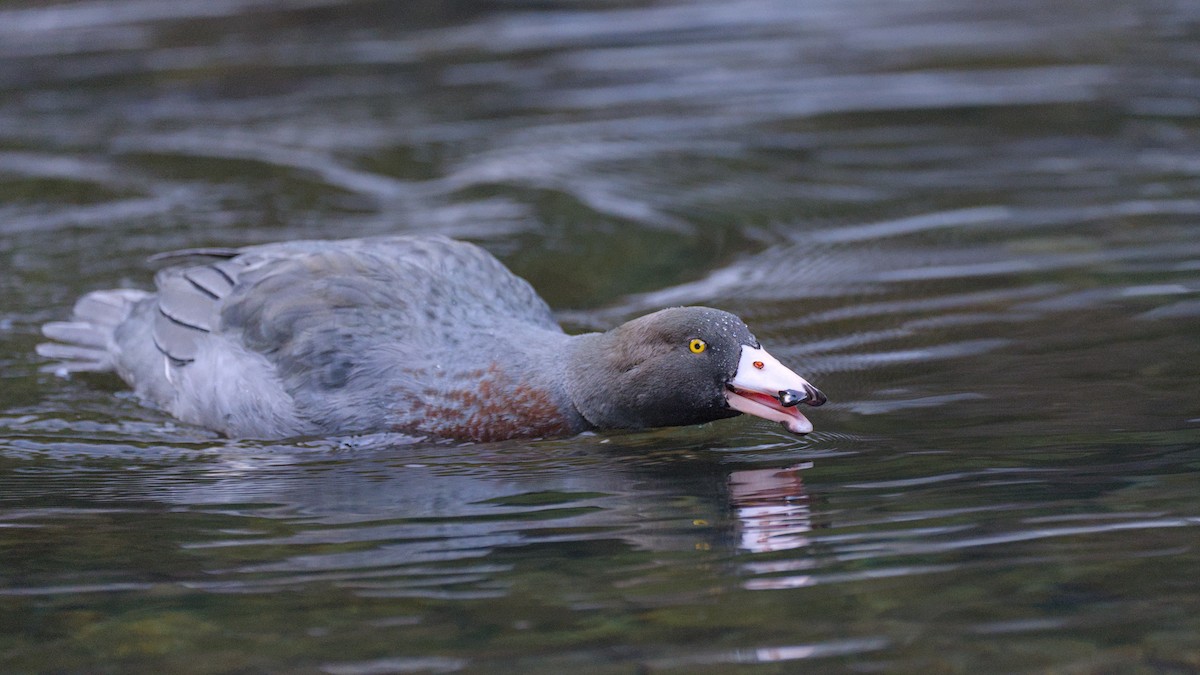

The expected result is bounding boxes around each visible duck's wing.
[218,235,559,349]
[155,234,561,398]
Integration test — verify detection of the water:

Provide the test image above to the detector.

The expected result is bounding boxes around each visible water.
[2,0,1199,672]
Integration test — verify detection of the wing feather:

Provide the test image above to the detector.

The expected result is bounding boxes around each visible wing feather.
[152,259,248,364]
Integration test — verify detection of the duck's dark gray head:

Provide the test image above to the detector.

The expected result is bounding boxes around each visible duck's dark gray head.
[566,306,824,434]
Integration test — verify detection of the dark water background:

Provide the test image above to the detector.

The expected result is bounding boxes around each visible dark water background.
[3,0,1200,672]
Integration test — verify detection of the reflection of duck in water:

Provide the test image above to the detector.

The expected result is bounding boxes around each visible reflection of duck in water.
[39,235,824,441]
[155,445,820,595]
[729,464,814,554]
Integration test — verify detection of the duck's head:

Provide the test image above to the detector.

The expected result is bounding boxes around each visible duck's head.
[567,307,825,434]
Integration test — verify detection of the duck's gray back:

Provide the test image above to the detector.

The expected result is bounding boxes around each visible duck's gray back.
[220,235,561,352]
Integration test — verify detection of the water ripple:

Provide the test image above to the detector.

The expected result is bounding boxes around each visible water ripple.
[321,656,467,675]
[833,518,1200,560]
[644,637,891,670]
[809,205,1011,244]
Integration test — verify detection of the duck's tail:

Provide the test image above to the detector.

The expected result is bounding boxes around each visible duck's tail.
[37,289,149,375]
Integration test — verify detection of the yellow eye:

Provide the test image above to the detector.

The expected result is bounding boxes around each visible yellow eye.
[688,338,707,354]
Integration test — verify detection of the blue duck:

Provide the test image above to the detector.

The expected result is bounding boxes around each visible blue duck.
[38,235,825,442]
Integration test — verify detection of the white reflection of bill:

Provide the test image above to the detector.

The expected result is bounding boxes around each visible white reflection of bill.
[728,462,813,553]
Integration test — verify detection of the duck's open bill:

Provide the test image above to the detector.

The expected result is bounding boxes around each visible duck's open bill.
[724,344,824,434]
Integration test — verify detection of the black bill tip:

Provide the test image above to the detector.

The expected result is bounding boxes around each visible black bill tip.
[777,384,827,408]
[777,389,803,407]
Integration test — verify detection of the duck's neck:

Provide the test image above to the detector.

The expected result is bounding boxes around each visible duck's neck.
[563,331,621,430]
[563,329,673,431]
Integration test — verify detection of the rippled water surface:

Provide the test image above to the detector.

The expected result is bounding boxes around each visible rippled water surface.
[3,0,1200,672]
